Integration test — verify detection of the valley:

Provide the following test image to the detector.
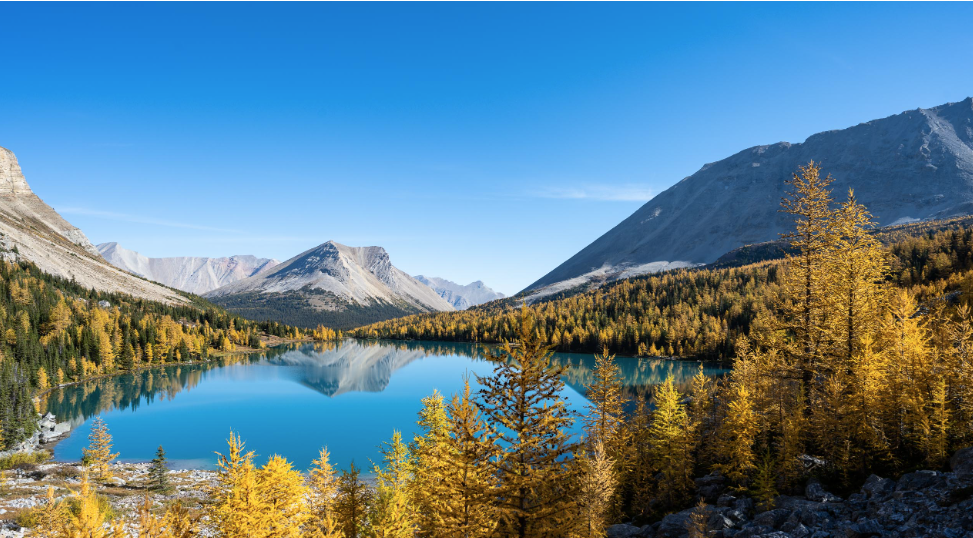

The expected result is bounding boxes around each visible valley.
[3,98,973,538]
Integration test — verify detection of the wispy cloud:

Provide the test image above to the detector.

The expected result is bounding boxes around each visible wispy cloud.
[57,207,240,233]
[532,183,653,202]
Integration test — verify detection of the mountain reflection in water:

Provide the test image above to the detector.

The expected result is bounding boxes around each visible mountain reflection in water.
[42,340,726,470]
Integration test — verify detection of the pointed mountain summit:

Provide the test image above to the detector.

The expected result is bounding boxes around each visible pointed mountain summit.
[97,242,280,295]
[206,240,454,329]
[0,146,186,304]
[414,275,505,309]
[526,97,973,297]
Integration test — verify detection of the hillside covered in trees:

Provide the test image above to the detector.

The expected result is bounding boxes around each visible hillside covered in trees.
[0,258,309,448]
[352,212,973,361]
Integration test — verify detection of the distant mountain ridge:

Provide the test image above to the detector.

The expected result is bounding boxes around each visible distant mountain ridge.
[0,146,186,304]
[526,97,973,295]
[97,242,280,295]
[414,275,505,309]
[206,241,454,329]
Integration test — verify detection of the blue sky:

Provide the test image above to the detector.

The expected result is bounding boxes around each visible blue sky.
[2,3,972,295]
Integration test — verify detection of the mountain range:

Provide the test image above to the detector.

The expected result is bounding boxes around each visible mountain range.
[96,242,280,295]
[525,97,973,298]
[204,241,455,329]
[0,146,186,305]
[413,275,505,309]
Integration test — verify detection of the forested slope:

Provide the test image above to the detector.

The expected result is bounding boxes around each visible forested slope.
[352,216,973,360]
[0,259,303,447]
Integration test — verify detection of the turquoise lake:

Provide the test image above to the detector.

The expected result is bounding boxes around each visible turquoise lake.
[43,339,726,471]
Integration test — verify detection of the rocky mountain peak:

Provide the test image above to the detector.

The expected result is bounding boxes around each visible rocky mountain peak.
[525,97,973,295]
[0,147,33,195]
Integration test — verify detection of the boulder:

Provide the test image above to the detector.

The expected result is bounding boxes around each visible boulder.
[806,480,842,503]
[895,470,941,492]
[695,472,726,503]
[843,518,882,538]
[607,524,643,538]
[861,475,895,499]
[950,446,973,477]
[656,508,694,538]
[753,509,791,529]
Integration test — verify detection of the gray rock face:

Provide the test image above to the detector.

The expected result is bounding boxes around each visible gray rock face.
[0,146,185,305]
[0,147,32,195]
[526,97,973,294]
[414,275,505,309]
[206,241,454,314]
[97,242,280,295]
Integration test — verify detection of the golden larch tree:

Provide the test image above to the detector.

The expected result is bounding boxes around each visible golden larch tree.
[476,310,580,538]
[209,432,266,538]
[82,416,119,483]
[259,455,309,538]
[308,447,344,538]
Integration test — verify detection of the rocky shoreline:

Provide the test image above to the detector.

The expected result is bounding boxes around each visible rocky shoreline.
[0,460,217,537]
[0,414,72,461]
[608,447,973,538]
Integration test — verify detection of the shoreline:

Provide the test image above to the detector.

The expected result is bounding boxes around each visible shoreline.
[24,337,325,463]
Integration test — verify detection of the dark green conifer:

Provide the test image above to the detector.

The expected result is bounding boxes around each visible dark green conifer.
[150,445,173,494]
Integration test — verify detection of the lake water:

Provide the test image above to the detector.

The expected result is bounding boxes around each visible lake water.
[42,339,726,471]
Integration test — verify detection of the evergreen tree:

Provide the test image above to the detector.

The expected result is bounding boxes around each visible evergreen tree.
[476,310,579,538]
[335,461,372,538]
[150,445,173,494]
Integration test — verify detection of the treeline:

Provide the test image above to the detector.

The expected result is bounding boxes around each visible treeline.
[211,289,421,330]
[0,259,311,447]
[352,209,973,362]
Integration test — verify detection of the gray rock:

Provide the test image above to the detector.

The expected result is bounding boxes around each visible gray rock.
[844,518,882,538]
[413,275,505,310]
[98,242,282,296]
[734,497,755,515]
[696,472,727,503]
[806,480,842,503]
[656,508,694,538]
[753,509,791,529]
[861,475,896,499]
[718,494,738,508]
[791,524,811,538]
[951,446,973,477]
[608,524,643,538]
[896,471,941,492]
